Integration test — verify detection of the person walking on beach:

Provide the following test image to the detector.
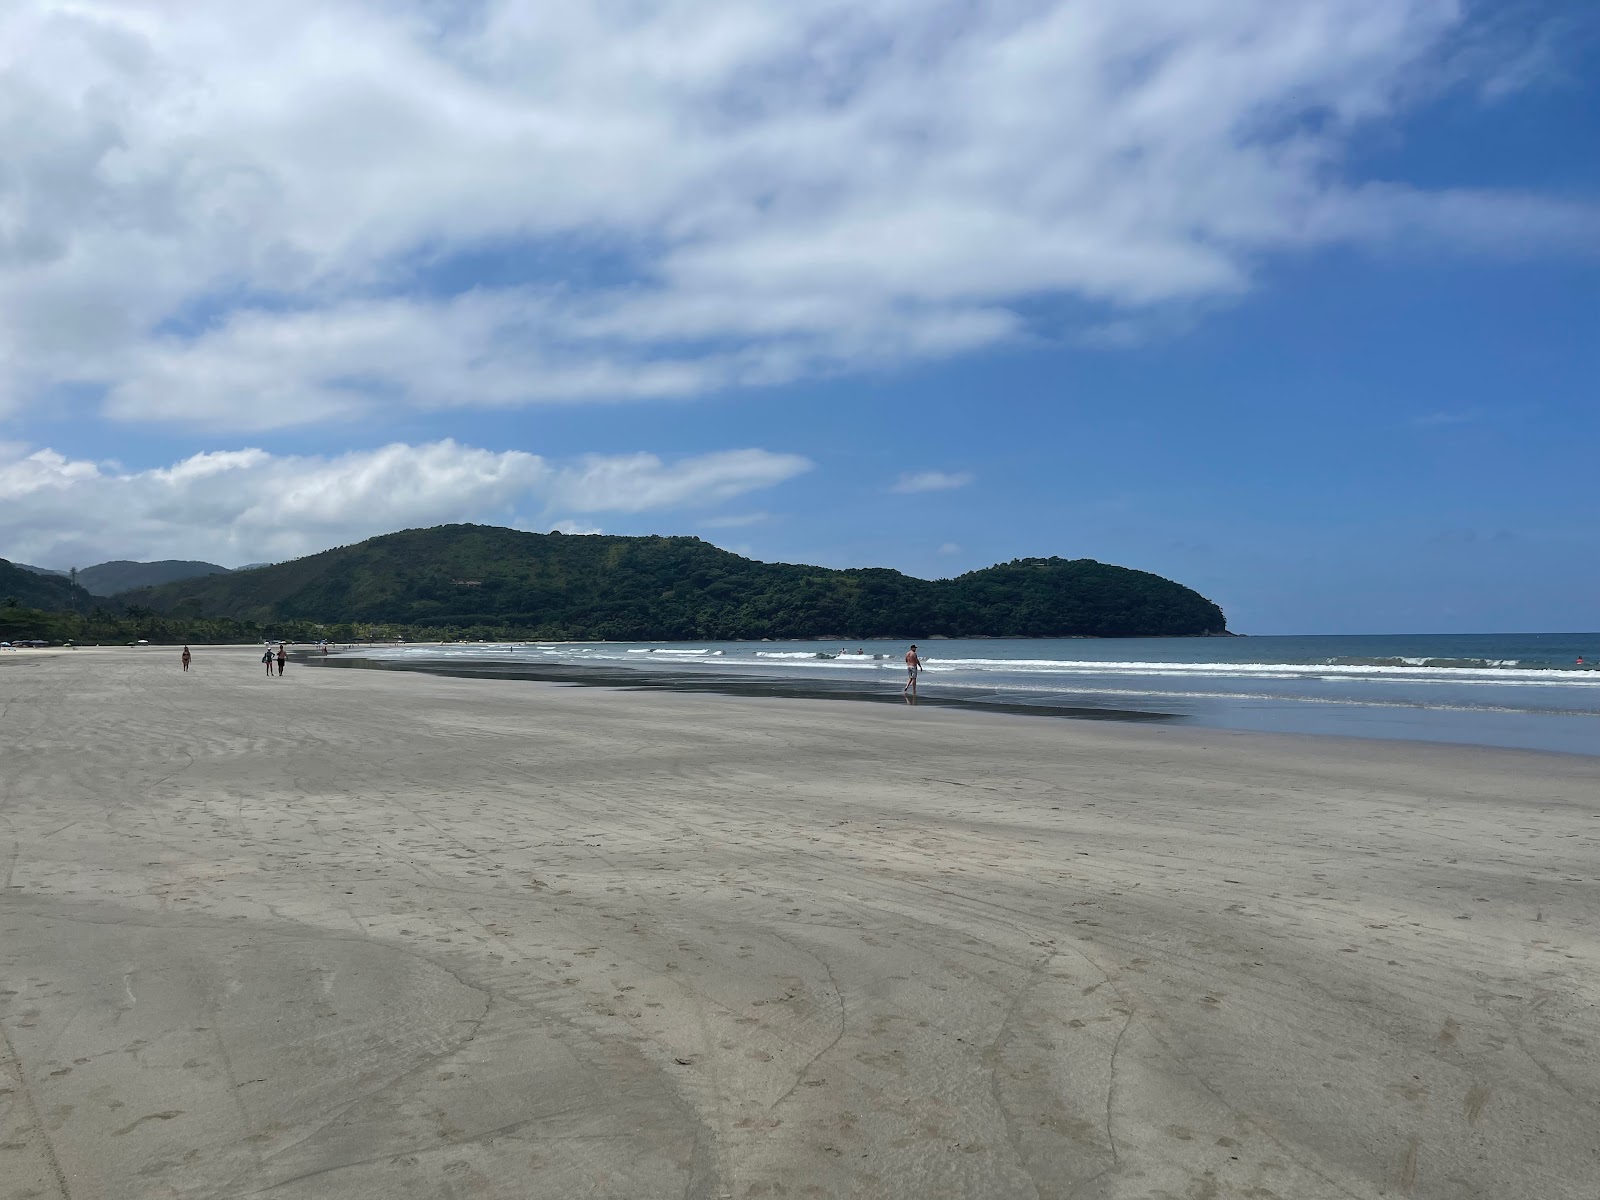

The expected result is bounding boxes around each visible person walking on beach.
[262,647,275,676]
[181,645,191,672]
[903,643,923,702]
[276,644,287,676]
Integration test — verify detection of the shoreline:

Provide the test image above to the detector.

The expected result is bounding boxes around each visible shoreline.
[305,651,1181,724]
[309,647,1600,758]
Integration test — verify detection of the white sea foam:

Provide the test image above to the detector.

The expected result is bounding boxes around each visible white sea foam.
[356,643,1600,689]
[724,652,1598,686]
[903,657,1598,685]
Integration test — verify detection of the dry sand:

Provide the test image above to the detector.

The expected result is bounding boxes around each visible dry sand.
[1,647,1596,1200]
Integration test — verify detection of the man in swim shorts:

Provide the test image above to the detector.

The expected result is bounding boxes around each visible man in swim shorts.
[903,644,923,700]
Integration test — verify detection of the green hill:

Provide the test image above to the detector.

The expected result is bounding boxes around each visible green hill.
[117,524,1226,640]
[0,560,95,615]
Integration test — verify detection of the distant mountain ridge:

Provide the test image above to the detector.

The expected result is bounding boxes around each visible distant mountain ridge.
[118,524,1228,640]
[12,559,231,595]
[77,560,231,596]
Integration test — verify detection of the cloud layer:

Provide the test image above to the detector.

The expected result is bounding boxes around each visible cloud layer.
[0,440,810,567]
[891,471,975,494]
[2,1,1594,431]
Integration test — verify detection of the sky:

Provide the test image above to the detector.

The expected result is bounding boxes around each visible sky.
[0,0,1595,634]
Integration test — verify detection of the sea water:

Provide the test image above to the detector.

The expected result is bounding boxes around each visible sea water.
[348,632,1600,756]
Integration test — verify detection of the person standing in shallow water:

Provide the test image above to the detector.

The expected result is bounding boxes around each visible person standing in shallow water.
[903,643,923,702]
[181,645,191,672]
[276,644,287,677]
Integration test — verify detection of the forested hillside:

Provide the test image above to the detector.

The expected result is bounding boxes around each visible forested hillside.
[0,560,95,615]
[118,525,1226,640]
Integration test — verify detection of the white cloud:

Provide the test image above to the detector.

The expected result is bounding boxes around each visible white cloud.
[891,470,975,494]
[0,1,1594,430]
[700,511,770,529]
[103,293,753,430]
[0,440,809,566]
[552,452,808,513]
[937,542,962,555]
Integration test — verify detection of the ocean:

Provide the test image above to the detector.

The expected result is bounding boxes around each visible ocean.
[333,632,1600,756]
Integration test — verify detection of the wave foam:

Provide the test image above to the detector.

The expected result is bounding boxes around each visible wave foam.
[906,657,1597,685]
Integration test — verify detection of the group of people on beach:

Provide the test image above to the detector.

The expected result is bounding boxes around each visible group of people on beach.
[173,640,344,678]
[179,643,292,674]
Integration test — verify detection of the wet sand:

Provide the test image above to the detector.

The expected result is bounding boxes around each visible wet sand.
[1,647,1596,1199]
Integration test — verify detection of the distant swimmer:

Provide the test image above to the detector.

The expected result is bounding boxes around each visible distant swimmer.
[903,643,923,702]
[262,647,275,676]
[181,645,191,672]
[276,644,287,676]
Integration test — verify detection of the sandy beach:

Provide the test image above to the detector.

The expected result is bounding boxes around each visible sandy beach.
[1,648,1595,1199]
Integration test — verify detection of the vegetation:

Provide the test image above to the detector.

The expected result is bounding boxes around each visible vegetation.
[0,604,273,647]
[0,559,95,615]
[107,524,1226,642]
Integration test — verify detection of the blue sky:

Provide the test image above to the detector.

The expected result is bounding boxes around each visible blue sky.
[0,1,1595,634]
